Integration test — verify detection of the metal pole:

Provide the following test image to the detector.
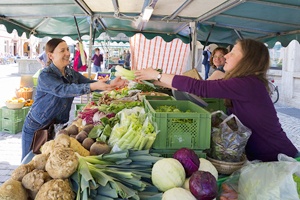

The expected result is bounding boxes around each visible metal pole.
[86,16,94,102]
[190,22,197,69]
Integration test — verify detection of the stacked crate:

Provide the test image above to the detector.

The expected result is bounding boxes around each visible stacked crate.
[144,100,211,158]
[1,106,30,134]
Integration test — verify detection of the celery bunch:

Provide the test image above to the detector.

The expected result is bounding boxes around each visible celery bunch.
[108,107,158,151]
[115,65,135,80]
[72,150,163,200]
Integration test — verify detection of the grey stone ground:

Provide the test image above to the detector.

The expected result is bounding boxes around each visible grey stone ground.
[0,64,300,185]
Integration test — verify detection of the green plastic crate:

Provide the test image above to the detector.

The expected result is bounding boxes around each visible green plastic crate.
[23,106,30,117]
[75,104,87,116]
[150,149,206,158]
[2,118,24,134]
[1,106,28,121]
[145,100,211,150]
[144,95,175,101]
[203,98,226,113]
[143,95,175,110]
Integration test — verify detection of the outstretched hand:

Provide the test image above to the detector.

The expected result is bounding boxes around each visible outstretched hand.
[110,76,128,88]
[91,80,114,91]
[134,68,159,81]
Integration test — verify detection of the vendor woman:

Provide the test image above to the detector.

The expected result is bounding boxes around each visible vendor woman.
[21,38,127,160]
[135,39,298,162]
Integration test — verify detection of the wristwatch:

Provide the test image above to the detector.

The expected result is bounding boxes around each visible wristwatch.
[157,71,162,81]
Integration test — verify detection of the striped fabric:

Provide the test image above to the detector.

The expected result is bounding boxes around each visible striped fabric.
[129,33,190,75]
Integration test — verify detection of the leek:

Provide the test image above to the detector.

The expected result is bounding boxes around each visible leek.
[73,150,163,199]
[115,65,135,80]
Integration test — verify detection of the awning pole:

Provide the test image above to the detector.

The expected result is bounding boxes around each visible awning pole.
[86,16,94,103]
[190,22,197,69]
[74,16,82,41]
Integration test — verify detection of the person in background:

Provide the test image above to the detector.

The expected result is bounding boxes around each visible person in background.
[122,50,127,60]
[37,48,47,68]
[91,48,103,72]
[73,42,87,72]
[207,47,228,80]
[104,51,109,69]
[124,50,131,70]
[21,38,127,160]
[135,39,298,162]
[202,46,211,80]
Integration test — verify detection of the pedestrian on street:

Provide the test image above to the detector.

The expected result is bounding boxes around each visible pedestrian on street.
[73,42,87,72]
[202,46,211,80]
[91,48,103,72]
[37,48,47,68]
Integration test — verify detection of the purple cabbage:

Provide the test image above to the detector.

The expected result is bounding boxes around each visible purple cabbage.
[173,148,200,177]
[106,112,116,118]
[189,171,218,200]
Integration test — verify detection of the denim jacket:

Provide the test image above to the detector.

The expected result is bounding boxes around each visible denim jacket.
[28,63,95,126]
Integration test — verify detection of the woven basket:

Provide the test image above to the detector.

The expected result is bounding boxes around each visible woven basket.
[206,155,247,175]
[16,90,33,100]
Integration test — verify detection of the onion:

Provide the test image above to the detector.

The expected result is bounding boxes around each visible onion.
[173,148,200,177]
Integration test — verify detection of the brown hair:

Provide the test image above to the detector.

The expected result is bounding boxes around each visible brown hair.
[209,47,228,69]
[224,39,270,107]
[45,38,65,66]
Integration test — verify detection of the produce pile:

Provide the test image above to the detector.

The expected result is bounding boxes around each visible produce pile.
[0,123,219,200]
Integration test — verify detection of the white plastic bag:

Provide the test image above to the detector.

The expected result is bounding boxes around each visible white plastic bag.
[238,154,300,200]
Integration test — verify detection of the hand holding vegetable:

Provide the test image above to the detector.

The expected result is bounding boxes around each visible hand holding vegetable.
[135,68,175,89]
[134,67,160,81]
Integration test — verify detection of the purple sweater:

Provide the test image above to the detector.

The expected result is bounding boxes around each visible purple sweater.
[172,75,298,161]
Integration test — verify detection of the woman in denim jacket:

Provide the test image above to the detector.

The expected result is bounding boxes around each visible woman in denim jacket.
[21,38,126,160]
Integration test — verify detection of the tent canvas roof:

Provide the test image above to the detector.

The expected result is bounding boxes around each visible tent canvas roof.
[0,0,299,47]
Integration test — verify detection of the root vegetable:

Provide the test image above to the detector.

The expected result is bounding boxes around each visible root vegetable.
[56,129,69,136]
[21,169,51,193]
[40,140,55,156]
[35,179,75,200]
[82,124,94,134]
[90,141,111,155]
[76,130,88,143]
[45,147,78,179]
[65,124,79,135]
[82,137,95,151]
[54,133,71,148]
[11,163,35,181]
[70,137,90,156]
[0,179,28,200]
[32,154,49,170]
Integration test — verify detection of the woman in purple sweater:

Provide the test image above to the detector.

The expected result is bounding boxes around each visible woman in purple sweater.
[135,39,298,162]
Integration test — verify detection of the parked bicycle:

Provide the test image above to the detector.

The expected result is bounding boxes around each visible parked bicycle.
[268,78,279,104]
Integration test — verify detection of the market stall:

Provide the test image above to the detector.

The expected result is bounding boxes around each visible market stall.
[1,67,299,199]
